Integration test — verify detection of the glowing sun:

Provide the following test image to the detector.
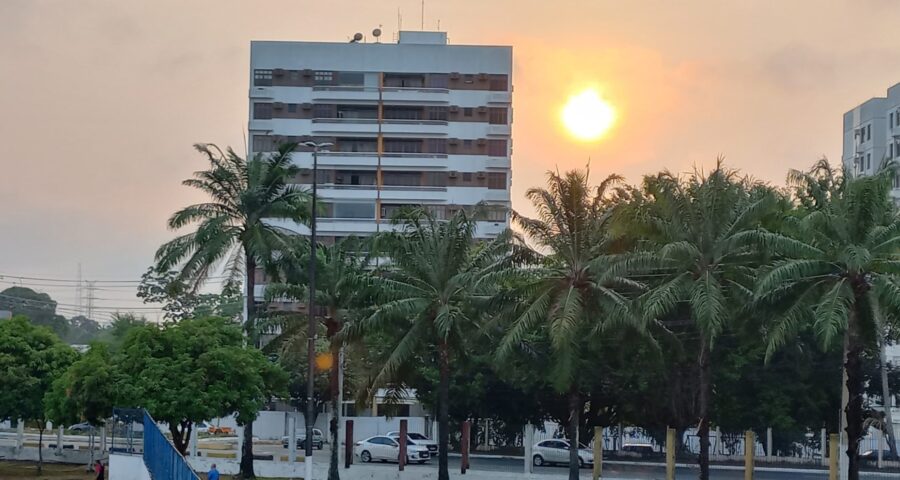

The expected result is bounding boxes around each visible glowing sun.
[561,89,616,141]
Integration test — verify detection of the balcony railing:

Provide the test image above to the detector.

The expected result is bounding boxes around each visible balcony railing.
[312,118,449,126]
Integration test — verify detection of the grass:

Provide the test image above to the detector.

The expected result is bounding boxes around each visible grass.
[0,461,93,479]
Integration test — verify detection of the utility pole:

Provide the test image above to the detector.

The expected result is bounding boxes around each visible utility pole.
[84,281,96,320]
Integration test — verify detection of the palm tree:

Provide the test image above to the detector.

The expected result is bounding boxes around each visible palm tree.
[265,237,370,480]
[346,209,512,480]
[615,162,781,480]
[755,159,900,480]
[497,169,640,480]
[155,142,310,479]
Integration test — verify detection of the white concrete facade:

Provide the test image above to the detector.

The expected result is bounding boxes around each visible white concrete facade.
[248,32,513,247]
[842,82,900,195]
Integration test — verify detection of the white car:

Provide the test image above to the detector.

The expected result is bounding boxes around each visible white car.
[195,422,210,434]
[386,431,439,455]
[532,439,593,468]
[355,435,431,464]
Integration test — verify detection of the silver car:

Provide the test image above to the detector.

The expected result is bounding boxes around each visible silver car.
[532,439,593,468]
[355,435,431,464]
[386,431,439,455]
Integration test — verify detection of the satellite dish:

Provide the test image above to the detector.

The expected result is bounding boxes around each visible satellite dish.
[353,32,364,42]
[372,28,382,38]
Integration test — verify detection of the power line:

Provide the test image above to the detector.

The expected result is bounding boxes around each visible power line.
[0,292,165,312]
[0,272,232,285]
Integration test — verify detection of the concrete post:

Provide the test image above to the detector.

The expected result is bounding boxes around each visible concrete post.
[766,427,772,461]
[829,433,839,480]
[100,426,107,452]
[16,420,24,450]
[460,420,471,474]
[744,430,755,480]
[235,425,243,464]
[618,423,624,453]
[189,426,198,458]
[345,420,354,468]
[714,426,721,456]
[592,426,602,480]
[56,426,63,454]
[524,424,534,474]
[821,428,828,467]
[666,428,676,480]
[288,416,297,463]
[878,428,884,469]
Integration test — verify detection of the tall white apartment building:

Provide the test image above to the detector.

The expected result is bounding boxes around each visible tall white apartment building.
[248,31,513,246]
[842,82,900,192]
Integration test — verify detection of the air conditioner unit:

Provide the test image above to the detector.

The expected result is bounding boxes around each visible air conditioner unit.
[449,171,459,178]
[273,102,285,110]
[477,138,487,146]
[477,172,487,179]
[477,106,488,114]
[301,103,313,110]
[477,73,489,81]
[449,106,460,113]
[448,138,460,145]
[273,69,286,76]
[302,69,313,77]
[449,72,461,80]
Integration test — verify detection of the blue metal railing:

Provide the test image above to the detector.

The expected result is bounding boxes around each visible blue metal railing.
[143,411,200,480]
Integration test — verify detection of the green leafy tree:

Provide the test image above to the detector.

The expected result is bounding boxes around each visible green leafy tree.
[347,210,511,480]
[497,169,641,480]
[45,343,123,428]
[266,236,369,480]
[755,160,900,480]
[154,142,309,478]
[0,316,77,473]
[137,268,242,321]
[117,317,288,455]
[614,163,782,480]
[0,287,69,338]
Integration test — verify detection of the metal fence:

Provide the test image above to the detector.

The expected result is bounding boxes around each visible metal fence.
[142,411,200,480]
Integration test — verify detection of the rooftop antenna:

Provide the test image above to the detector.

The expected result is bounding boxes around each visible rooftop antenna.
[437,19,440,30]
[421,0,425,30]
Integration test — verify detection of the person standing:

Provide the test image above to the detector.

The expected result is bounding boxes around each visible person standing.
[94,460,105,480]
[207,463,220,480]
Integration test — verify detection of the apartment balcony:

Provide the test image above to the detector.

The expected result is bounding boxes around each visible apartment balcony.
[487,92,512,104]
[381,87,449,104]
[487,124,512,136]
[311,86,379,102]
[250,86,274,99]
[304,184,450,202]
[309,118,449,136]
[292,151,449,170]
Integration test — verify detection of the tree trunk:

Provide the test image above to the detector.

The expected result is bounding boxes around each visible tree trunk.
[38,425,44,475]
[697,336,711,480]
[327,315,340,480]
[567,389,581,480]
[438,340,450,480]
[846,307,865,480]
[169,423,190,456]
[879,331,898,458]
[240,253,257,479]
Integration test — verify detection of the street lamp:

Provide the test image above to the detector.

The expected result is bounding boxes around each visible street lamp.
[301,140,332,479]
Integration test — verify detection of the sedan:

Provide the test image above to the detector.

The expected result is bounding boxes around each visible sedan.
[386,431,439,455]
[68,422,93,433]
[532,439,593,468]
[355,435,431,464]
[282,428,325,450]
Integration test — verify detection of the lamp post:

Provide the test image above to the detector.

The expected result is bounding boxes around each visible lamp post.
[302,140,333,479]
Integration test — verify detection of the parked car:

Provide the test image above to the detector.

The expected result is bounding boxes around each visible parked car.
[386,431,439,454]
[68,422,93,433]
[860,449,899,463]
[621,443,657,458]
[355,435,431,464]
[282,428,325,450]
[195,422,210,434]
[532,439,593,468]
[207,425,234,435]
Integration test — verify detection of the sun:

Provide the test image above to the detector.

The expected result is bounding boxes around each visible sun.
[561,89,616,141]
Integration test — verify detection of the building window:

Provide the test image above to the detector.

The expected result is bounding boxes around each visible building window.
[423,171,449,187]
[383,172,422,186]
[868,124,872,141]
[867,153,872,170]
[485,207,507,222]
[463,108,474,117]
[487,172,507,190]
[253,103,273,120]
[333,202,375,219]
[384,139,422,154]
[462,172,473,182]
[253,135,276,152]
[892,113,895,129]
[314,71,334,84]
[489,75,509,91]
[427,74,449,89]
[891,143,894,159]
[426,106,449,121]
[425,138,447,154]
[253,69,273,86]
[489,108,508,125]
[487,139,507,157]
[338,72,364,86]
[288,104,298,113]
[314,104,336,118]
[463,140,473,149]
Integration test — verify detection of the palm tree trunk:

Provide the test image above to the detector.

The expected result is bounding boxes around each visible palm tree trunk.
[327,315,340,480]
[879,332,898,458]
[239,253,257,479]
[698,336,711,480]
[438,340,450,480]
[846,306,865,480]
[567,389,581,480]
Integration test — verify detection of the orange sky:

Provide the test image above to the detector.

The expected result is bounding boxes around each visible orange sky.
[2,0,900,316]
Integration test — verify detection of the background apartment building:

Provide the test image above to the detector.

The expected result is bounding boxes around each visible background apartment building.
[248,31,512,250]
[842,82,900,193]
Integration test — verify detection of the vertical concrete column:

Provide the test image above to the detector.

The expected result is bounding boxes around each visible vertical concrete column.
[399,419,407,471]
[592,426,602,480]
[235,425,243,464]
[829,433,839,480]
[744,430,755,480]
[345,420,354,468]
[666,427,676,480]
[288,416,297,463]
[766,427,772,461]
[714,426,721,456]
[878,429,884,469]
[190,426,198,459]
[16,420,24,450]
[821,428,828,467]
[524,424,534,474]
[460,420,471,474]
[100,426,107,452]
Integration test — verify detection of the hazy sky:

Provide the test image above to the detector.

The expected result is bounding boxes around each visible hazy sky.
[2,0,900,319]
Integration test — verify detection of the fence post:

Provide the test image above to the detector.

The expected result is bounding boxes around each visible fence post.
[524,424,534,474]
[100,425,107,452]
[345,420,354,468]
[744,430,754,480]
[714,426,721,456]
[592,426,602,480]
[235,425,243,464]
[821,428,828,467]
[618,423,624,453]
[766,427,772,461]
[461,420,471,474]
[878,428,884,469]
[16,419,24,451]
[190,426,198,458]
[56,425,63,454]
[666,427,676,480]
[399,419,407,471]
[829,433,839,480]
[288,416,296,463]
